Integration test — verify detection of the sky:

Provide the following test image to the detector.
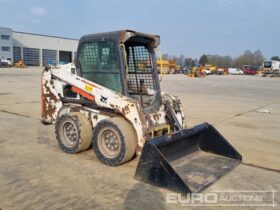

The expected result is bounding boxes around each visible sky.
[0,0,279,59]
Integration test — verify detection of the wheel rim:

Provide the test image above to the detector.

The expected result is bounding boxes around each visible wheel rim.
[60,120,79,147]
[98,128,121,159]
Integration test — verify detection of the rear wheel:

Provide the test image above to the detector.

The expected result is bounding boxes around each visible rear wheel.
[92,117,137,166]
[55,112,92,154]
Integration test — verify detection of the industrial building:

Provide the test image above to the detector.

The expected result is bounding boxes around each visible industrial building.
[0,27,78,66]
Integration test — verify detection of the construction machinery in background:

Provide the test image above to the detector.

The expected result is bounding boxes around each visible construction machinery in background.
[156,59,181,74]
[202,64,216,75]
[215,67,228,75]
[191,66,206,77]
[41,30,242,194]
[168,59,181,73]
[15,60,27,68]
[187,65,206,77]
[1,59,27,68]
[156,59,170,74]
[203,64,228,75]
[192,64,227,76]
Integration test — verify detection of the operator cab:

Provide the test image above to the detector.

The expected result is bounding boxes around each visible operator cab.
[77,30,161,113]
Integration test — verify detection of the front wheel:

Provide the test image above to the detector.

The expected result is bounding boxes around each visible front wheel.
[55,112,92,154]
[92,117,137,166]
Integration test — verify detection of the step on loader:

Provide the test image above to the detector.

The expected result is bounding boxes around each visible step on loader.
[41,30,241,194]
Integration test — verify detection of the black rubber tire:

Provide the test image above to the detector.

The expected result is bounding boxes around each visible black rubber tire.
[92,117,137,166]
[55,112,92,154]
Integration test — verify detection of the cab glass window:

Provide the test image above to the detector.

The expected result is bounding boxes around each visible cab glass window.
[79,41,121,93]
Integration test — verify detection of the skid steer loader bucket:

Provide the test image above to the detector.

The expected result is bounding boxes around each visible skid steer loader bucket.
[135,123,242,194]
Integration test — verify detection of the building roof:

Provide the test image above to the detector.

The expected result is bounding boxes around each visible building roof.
[12,30,79,41]
[0,26,12,30]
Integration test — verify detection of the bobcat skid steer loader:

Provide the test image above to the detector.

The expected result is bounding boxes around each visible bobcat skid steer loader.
[41,30,241,194]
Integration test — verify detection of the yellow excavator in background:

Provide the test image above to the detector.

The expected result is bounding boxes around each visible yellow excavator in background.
[202,64,228,75]
[188,65,206,77]
[156,59,181,74]
[156,59,170,74]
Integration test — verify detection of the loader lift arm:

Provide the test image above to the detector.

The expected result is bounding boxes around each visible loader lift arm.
[45,64,148,146]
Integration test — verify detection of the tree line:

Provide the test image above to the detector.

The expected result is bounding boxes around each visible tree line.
[162,50,279,68]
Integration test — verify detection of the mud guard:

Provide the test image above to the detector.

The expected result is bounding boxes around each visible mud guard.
[134,123,242,194]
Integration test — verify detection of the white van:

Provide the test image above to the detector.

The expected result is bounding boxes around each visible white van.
[228,68,243,75]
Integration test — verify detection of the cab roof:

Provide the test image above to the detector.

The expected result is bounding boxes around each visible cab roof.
[79,30,160,47]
